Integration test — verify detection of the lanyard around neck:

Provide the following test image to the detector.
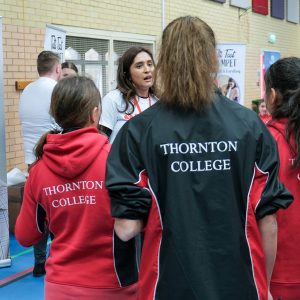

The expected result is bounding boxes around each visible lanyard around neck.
[133,96,152,114]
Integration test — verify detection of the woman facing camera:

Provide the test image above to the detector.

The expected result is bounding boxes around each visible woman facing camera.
[100,46,158,143]
[15,76,137,300]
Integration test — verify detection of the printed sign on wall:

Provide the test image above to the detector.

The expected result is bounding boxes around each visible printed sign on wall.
[252,0,268,15]
[260,50,281,98]
[271,0,284,19]
[286,0,299,23]
[216,43,246,105]
[0,16,10,267]
[230,0,251,9]
[44,24,66,62]
[0,16,6,184]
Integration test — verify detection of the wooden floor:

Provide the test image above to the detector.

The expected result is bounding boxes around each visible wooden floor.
[0,235,46,299]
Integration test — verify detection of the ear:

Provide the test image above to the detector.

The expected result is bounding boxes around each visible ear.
[56,64,62,79]
[90,106,100,126]
[270,88,277,105]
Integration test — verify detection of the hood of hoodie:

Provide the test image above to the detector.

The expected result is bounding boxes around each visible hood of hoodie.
[268,118,287,135]
[42,127,108,179]
[268,118,296,154]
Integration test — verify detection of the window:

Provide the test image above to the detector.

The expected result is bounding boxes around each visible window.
[62,27,155,98]
[65,36,109,97]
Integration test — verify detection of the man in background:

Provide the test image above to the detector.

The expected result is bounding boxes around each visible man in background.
[19,50,61,277]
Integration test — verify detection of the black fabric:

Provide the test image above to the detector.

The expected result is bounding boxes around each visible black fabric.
[106,93,294,299]
[36,203,46,233]
[61,127,82,133]
[99,125,112,138]
[113,231,138,286]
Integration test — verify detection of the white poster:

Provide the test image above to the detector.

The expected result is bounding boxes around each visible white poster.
[44,24,66,62]
[287,0,299,23]
[260,50,281,98]
[230,0,251,9]
[0,16,11,268]
[0,17,6,184]
[216,43,246,105]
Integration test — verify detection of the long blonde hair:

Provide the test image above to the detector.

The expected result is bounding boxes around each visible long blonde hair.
[155,16,218,111]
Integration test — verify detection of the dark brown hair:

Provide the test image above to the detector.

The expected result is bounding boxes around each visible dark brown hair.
[35,76,101,160]
[155,16,218,111]
[61,61,78,74]
[226,78,237,89]
[117,46,156,114]
[264,57,300,167]
[37,51,60,76]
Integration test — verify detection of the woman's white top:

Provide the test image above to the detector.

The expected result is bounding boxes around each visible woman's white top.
[100,89,157,143]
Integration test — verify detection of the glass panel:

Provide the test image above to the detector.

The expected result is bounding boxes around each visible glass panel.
[65,47,80,60]
[85,64,103,98]
[85,48,101,61]
[66,36,109,96]
[75,64,82,75]
[65,36,154,96]
[105,51,119,89]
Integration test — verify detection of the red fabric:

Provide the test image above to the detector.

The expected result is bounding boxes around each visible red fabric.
[246,165,269,300]
[137,163,271,299]
[136,171,162,300]
[271,282,300,300]
[268,119,300,298]
[138,196,162,300]
[252,0,268,15]
[15,128,135,297]
[259,113,272,125]
[45,281,138,300]
[132,173,162,300]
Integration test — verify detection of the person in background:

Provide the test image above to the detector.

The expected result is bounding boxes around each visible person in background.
[258,99,271,124]
[99,46,158,266]
[61,61,78,78]
[19,50,62,277]
[105,16,293,300]
[264,57,300,300]
[15,76,138,300]
[99,46,158,143]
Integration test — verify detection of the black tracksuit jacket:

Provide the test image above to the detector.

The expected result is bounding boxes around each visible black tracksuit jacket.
[106,93,293,300]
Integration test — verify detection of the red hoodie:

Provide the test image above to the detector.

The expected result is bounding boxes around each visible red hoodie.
[259,113,272,125]
[15,128,137,298]
[268,119,300,298]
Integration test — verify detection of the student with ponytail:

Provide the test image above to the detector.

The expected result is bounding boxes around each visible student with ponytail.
[15,76,137,300]
[264,57,300,300]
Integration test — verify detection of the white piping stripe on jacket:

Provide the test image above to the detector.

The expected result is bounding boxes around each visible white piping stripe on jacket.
[244,163,269,300]
[112,228,122,287]
[134,169,150,193]
[245,166,260,300]
[35,203,46,234]
[254,162,270,213]
[148,180,163,300]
